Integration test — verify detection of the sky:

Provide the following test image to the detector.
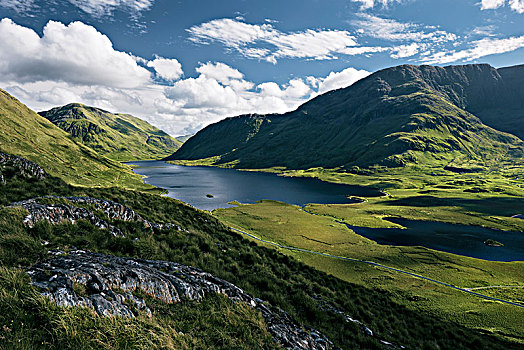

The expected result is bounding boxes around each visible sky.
[0,0,523,136]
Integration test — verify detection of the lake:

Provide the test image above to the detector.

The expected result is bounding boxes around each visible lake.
[128,161,382,210]
[129,161,523,261]
[346,218,524,261]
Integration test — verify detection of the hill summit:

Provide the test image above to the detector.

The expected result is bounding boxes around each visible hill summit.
[40,103,181,162]
[0,90,146,188]
[167,64,524,170]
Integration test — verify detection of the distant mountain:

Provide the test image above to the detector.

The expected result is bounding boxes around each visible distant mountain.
[40,103,181,162]
[175,134,194,144]
[0,90,146,188]
[167,64,524,170]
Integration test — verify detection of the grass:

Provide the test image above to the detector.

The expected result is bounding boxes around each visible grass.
[0,172,519,349]
[0,267,276,350]
[40,103,181,162]
[0,90,150,190]
[214,199,524,343]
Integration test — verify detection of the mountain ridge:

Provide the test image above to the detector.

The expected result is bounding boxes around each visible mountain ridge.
[167,63,524,170]
[0,90,148,188]
[40,103,181,162]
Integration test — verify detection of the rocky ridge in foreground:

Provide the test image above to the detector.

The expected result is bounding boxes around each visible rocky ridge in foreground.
[11,196,184,236]
[0,152,47,184]
[28,250,336,350]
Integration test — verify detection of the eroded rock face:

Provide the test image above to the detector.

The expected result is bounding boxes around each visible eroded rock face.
[0,152,46,184]
[28,250,336,350]
[11,197,183,236]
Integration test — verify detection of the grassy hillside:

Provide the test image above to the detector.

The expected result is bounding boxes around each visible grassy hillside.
[168,64,524,170]
[0,168,520,349]
[40,103,181,162]
[0,90,149,189]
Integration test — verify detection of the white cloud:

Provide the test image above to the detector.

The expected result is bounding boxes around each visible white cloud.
[196,62,254,91]
[188,18,274,47]
[187,18,365,63]
[480,0,524,13]
[471,25,497,36]
[422,34,524,64]
[165,77,240,109]
[196,62,243,82]
[391,43,422,59]
[509,0,524,13]
[4,62,366,136]
[351,0,402,10]
[481,0,505,10]
[67,0,153,17]
[316,67,370,94]
[352,14,457,43]
[147,57,183,81]
[0,0,36,14]
[0,18,151,88]
[0,0,154,17]
[0,18,371,137]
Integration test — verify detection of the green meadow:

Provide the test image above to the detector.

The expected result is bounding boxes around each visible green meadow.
[213,164,524,344]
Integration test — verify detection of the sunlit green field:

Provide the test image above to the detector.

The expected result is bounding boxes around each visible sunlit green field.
[213,165,524,343]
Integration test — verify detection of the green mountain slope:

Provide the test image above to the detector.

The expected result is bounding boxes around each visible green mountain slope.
[168,64,524,170]
[0,90,148,189]
[40,103,181,161]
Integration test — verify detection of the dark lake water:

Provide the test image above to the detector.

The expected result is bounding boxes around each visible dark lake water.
[129,161,523,261]
[128,161,381,211]
[347,218,524,261]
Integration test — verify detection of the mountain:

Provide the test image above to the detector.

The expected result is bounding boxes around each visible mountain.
[0,90,147,188]
[167,64,524,170]
[175,134,194,144]
[40,103,181,162]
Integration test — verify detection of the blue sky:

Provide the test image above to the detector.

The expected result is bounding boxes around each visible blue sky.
[0,0,523,135]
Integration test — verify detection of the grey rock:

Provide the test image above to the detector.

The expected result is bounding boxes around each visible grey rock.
[27,250,335,350]
[0,152,46,184]
[11,196,183,236]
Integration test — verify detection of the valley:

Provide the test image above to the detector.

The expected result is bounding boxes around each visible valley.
[0,62,523,349]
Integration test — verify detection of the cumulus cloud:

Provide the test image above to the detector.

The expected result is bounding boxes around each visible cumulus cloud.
[481,0,524,13]
[422,34,524,64]
[0,18,370,136]
[481,0,506,9]
[165,77,240,109]
[187,18,375,63]
[316,67,370,94]
[0,18,151,87]
[3,61,366,136]
[196,62,243,82]
[147,57,183,81]
[509,0,524,13]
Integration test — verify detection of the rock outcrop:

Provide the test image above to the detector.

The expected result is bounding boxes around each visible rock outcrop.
[0,152,46,184]
[11,197,183,236]
[28,250,336,350]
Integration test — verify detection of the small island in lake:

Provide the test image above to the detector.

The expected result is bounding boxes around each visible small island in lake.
[484,239,504,247]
